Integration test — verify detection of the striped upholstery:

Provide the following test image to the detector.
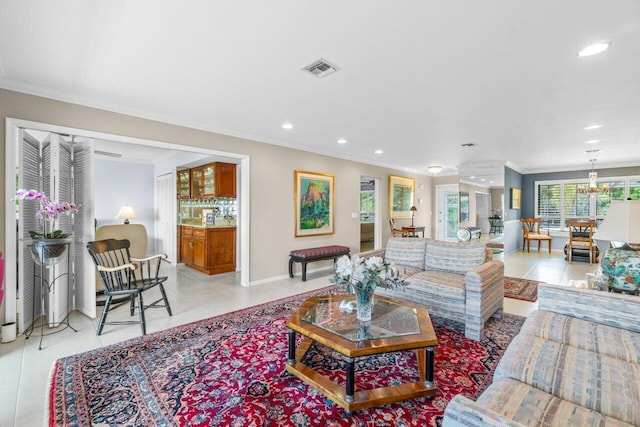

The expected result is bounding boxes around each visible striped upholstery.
[521,310,640,363]
[474,378,635,427]
[424,240,486,274]
[383,237,427,269]
[538,283,640,333]
[377,270,466,324]
[495,334,640,426]
[444,282,640,426]
[369,237,504,341]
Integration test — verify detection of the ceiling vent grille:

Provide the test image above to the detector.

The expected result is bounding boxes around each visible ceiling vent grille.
[302,58,340,78]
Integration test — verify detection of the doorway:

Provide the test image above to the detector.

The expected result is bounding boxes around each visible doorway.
[436,184,459,241]
[360,177,380,252]
[4,118,250,327]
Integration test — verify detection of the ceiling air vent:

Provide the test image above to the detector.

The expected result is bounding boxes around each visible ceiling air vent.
[302,58,340,78]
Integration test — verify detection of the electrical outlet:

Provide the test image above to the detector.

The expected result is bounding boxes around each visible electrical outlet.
[351,212,358,219]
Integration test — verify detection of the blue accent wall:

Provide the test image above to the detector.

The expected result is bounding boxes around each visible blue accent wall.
[505,165,523,221]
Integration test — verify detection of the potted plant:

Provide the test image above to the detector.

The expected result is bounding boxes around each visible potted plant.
[15,189,78,265]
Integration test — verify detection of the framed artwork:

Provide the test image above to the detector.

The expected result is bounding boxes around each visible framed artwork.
[389,175,415,219]
[294,170,335,237]
[459,192,470,222]
[511,188,521,209]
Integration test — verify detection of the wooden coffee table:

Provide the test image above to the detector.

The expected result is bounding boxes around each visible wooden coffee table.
[286,294,438,412]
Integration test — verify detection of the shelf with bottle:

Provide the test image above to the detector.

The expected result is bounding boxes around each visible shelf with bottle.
[178,197,237,226]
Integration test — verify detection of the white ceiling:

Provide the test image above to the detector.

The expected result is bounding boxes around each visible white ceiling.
[1,1,639,178]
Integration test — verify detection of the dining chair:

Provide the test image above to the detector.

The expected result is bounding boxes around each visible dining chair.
[566,220,598,264]
[87,238,172,335]
[520,218,552,253]
[389,219,407,237]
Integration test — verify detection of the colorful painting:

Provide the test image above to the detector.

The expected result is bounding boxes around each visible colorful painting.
[389,175,415,219]
[295,171,334,237]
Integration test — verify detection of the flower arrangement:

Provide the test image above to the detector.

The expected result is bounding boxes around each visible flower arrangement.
[331,255,404,293]
[330,254,404,321]
[15,189,78,239]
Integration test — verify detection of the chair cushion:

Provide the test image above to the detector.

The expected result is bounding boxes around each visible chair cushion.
[384,238,427,270]
[526,233,551,240]
[424,240,486,274]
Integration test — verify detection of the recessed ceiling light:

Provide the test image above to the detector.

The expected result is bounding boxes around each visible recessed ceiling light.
[427,165,442,174]
[337,139,347,144]
[577,41,611,57]
[480,178,486,182]
[489,181,494,184]
[282,123,293,129]
[585,139,600,144]
[584,124,603,130]
[469,176,476,179]
[374,149,383,155]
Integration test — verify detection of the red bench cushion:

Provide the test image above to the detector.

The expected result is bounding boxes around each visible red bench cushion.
[290,245,350,259]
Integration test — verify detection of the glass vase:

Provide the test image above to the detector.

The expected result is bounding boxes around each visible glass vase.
[354,284,375,322]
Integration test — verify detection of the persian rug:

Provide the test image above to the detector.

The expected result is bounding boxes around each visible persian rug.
[504,276,541,302]
[48,287,524,427]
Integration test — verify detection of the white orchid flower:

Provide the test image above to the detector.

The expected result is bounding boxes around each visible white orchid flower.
[335,255,353,277]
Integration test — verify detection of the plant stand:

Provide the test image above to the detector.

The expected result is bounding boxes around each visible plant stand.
[24,238,78,349]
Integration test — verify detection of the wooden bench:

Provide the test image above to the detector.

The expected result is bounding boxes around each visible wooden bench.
[288,245,350,281]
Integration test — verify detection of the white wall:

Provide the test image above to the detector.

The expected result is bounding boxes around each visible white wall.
[94,159,156,253]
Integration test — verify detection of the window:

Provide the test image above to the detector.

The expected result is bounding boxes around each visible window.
[536,176,639,229]
[360,190,375,222]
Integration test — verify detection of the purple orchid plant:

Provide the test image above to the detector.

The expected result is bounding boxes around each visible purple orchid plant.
[15,189,78,239]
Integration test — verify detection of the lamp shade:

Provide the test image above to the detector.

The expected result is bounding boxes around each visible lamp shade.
[410,206,418,212]
[595,200,640,244]
[117,205,137,224]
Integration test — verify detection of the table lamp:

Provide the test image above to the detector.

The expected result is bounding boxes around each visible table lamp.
[410,206,418,227]
[117,205,137,224]
[595,200,640,250]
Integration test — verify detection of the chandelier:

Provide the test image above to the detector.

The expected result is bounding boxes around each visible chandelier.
[577,159,609,195]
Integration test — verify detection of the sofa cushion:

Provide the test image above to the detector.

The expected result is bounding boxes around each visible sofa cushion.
[384,237,427,270]
[394,265,423,278]
[409,270,465,293]
[495,334,640,426]
[522,310,640,363]
[377,270,467,323]
[477,377,634,427]
[424,240,486,274]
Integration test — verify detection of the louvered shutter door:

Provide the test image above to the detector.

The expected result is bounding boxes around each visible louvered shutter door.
[17,130,42,333]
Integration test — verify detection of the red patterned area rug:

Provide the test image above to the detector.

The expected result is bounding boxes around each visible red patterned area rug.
[48,287,524,427]
[504,276,541,302]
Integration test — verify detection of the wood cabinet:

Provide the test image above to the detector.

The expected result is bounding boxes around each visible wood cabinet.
[177,170,191,199]
[179,225,236,274]
[188,162,236,199]
[181,226,194,265]
[215,162,236,198]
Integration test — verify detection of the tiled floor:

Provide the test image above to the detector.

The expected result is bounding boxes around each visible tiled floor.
[0,249,599,426]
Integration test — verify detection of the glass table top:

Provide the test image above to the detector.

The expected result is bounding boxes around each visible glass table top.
[301,295,421,341]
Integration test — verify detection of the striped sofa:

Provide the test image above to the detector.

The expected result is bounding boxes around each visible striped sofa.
[443,283,640,426]
[364,237,504,341]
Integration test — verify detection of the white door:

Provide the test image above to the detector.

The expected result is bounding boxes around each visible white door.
[155,173,174,261]
[476,192,491,234]
[436,184,459,241]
